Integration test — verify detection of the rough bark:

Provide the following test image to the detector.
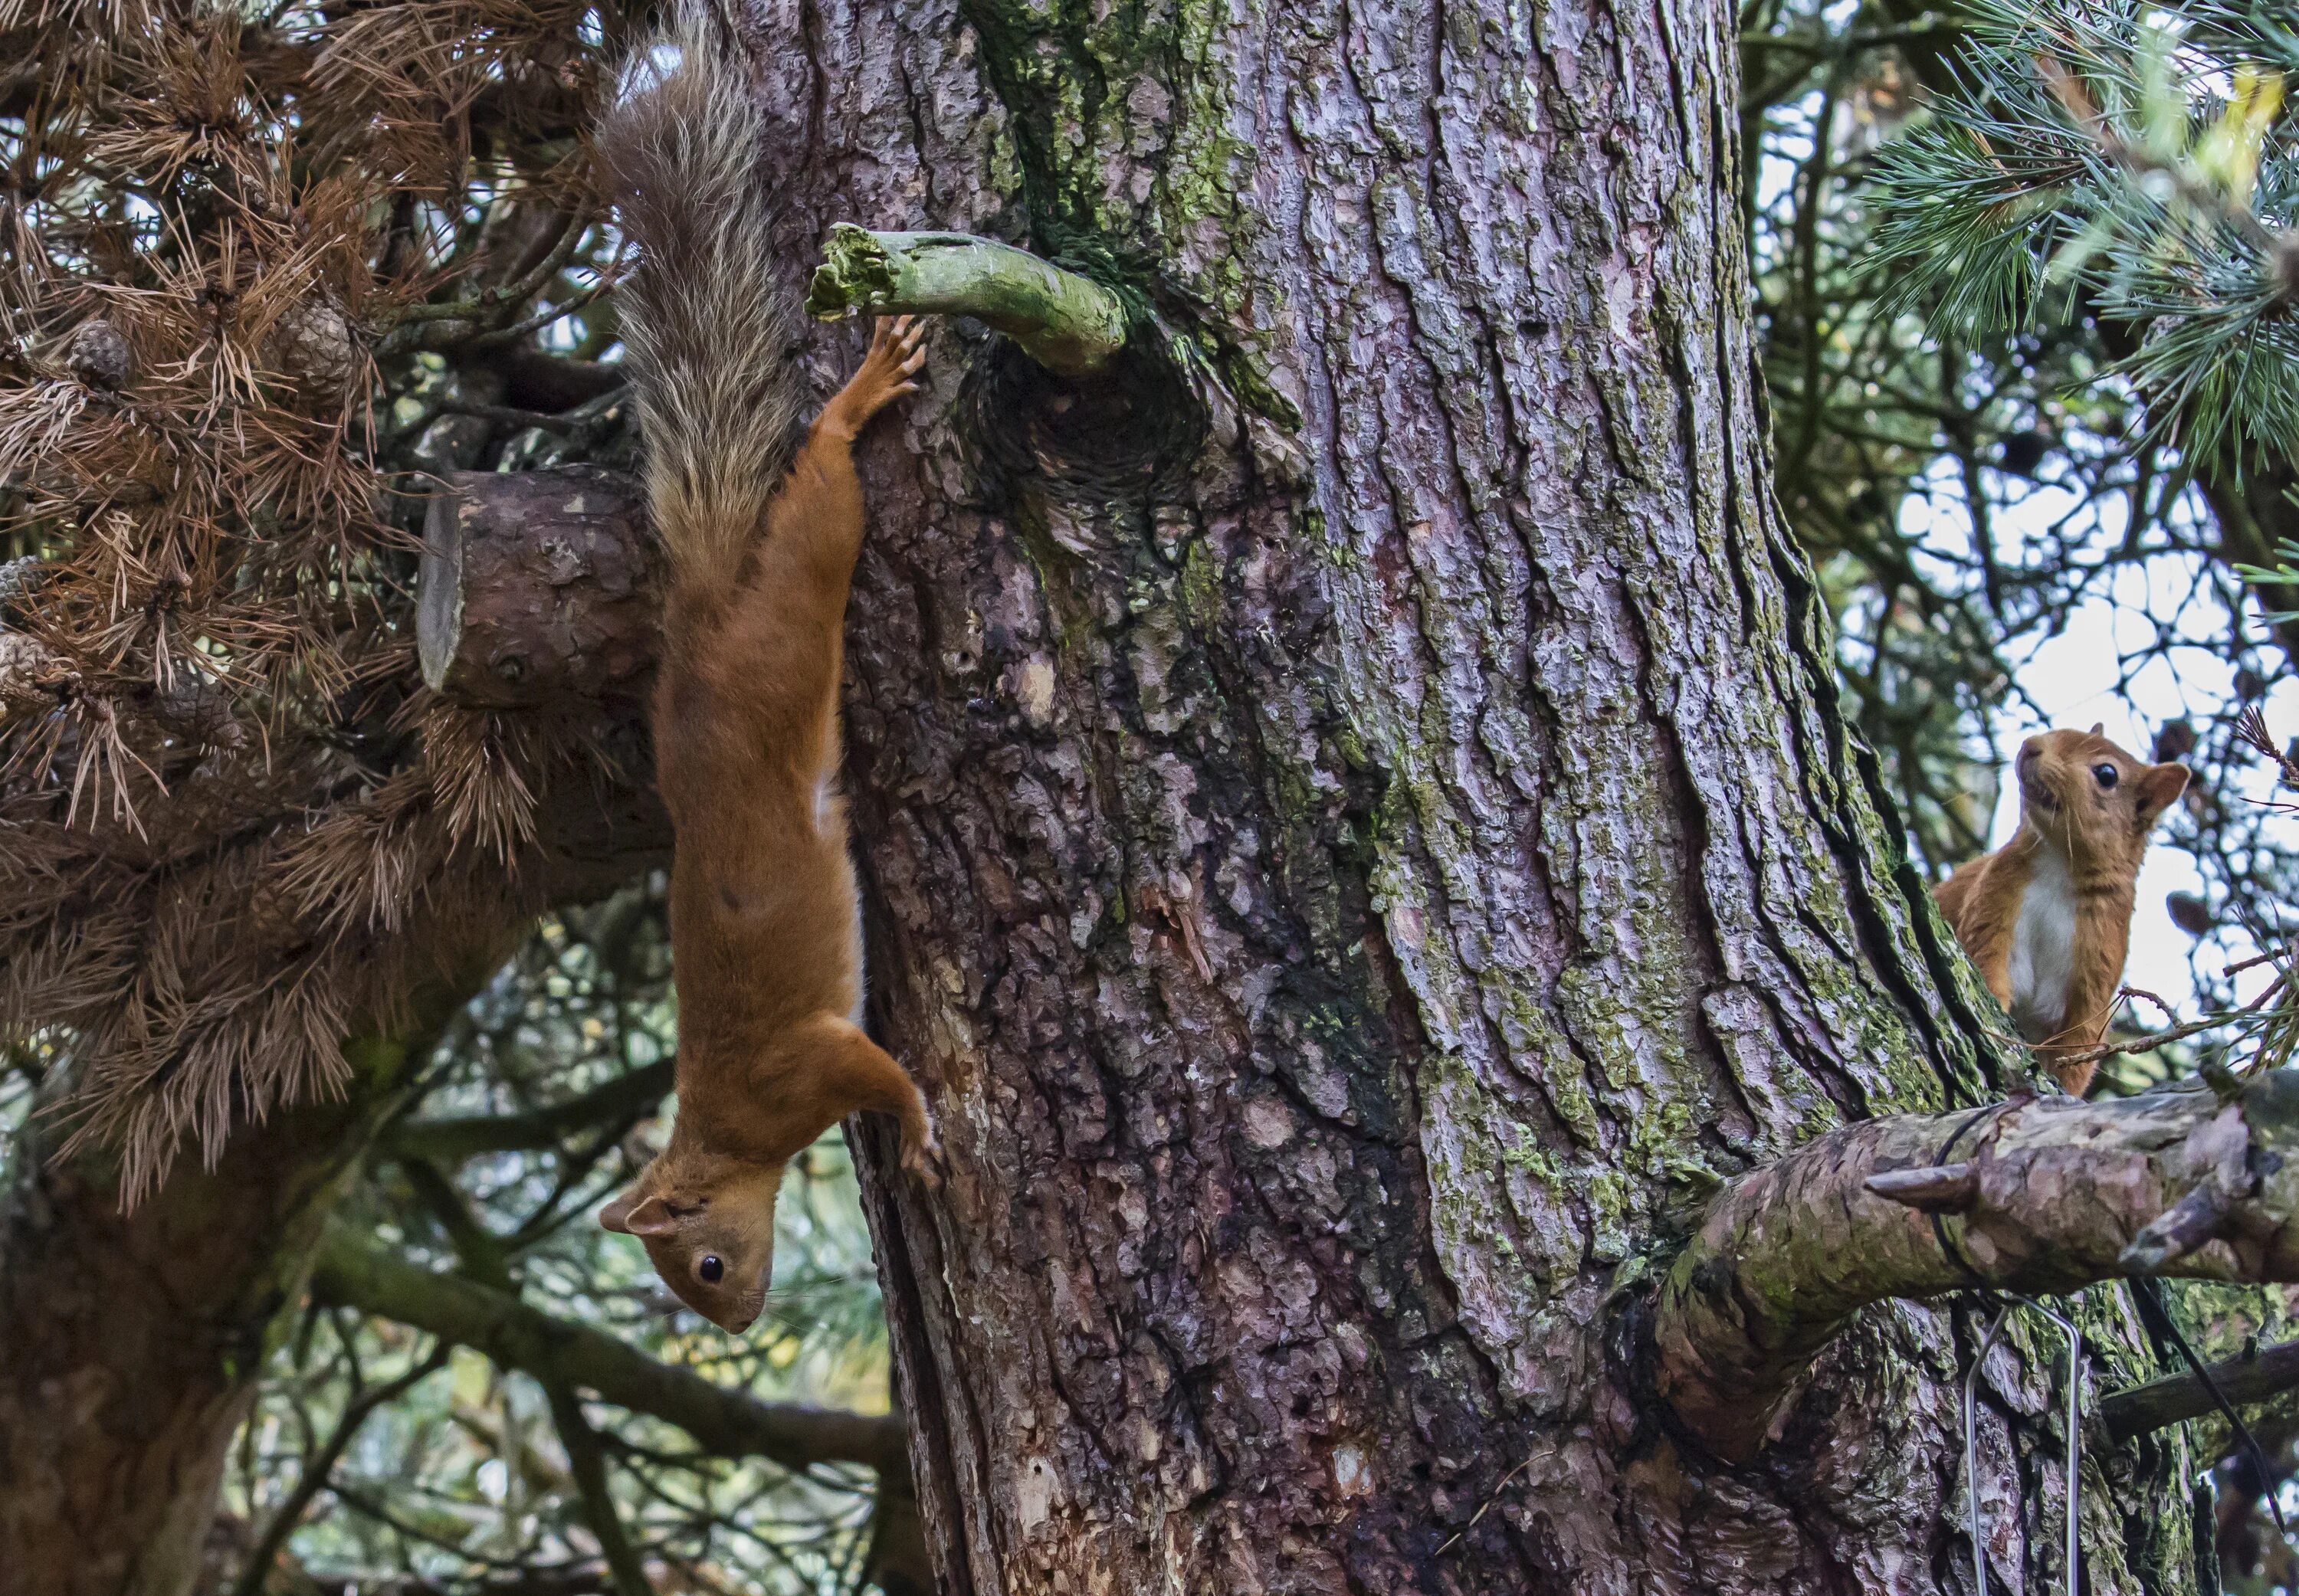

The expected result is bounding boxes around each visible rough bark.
[692,0,2210,1591]
[0,1051,413,1596]
[0,1,2238,1591]
[417,466,661,708]
[1653,1075,2299,1462]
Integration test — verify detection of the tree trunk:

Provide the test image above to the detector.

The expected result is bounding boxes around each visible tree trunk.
[0,0,2228,1589]
[0,775,665,1594]
[0,1061,409,1596]
[726,0,2212,1591]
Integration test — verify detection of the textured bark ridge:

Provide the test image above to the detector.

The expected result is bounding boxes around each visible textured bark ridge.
[0,1076,400,1596]
[1655,1075,2299,1463]
[717,0,2209,1591]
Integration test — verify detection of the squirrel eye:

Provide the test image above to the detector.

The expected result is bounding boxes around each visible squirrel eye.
[699,1255,723,1283]
[2093,763,2120,790]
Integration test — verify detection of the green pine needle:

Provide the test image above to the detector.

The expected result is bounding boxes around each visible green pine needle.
[1871,0,2299,470]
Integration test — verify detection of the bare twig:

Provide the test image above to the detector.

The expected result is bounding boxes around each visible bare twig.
[543,1381,653,1596]
[229,1344,450,1596]
[308,1231,910,1476]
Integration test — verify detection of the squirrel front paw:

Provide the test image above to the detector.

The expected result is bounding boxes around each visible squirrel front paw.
[901,1116,944,1189]
[824,315,927,438]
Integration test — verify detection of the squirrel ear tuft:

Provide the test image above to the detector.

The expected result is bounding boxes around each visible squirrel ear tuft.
[623,1196,680,1235]
[2088,721,2106,737]
[2137,762,2192,821]
[601,1190,677,1235]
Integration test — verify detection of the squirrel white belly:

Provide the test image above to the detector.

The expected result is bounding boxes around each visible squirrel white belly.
[1934,724,2188,1096]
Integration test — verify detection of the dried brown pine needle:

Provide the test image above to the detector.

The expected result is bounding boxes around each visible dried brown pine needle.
[0,0,623,1198]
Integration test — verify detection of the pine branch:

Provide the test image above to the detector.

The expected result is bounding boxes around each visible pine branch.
[1869,0,2299,464]
[382,1057,674,1163]
[308,1231,910,1476]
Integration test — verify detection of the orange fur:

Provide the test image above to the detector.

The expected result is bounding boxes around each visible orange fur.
[602,320,940,1333]
[1933,725,2188,1096]
[592,17,936,1332]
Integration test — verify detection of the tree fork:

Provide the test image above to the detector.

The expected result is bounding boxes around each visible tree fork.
[1652,1073,2299,1462]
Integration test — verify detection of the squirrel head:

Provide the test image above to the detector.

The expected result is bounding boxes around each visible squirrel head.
[600,1152,784,1334]
[2014,723,2190,869]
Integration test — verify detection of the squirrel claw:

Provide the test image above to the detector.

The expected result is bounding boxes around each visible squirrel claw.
[901,1126,945,1188]
[827,316,930,433]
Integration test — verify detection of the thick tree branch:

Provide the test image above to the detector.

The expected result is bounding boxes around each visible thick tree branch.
[416,466,659,708]
[308,1231,909,1476]
[1652,1073,2299,1462]
[805,224,1128,377]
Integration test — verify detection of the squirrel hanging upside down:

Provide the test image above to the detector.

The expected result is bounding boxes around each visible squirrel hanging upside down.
[593,9,940,1332]
[1933,725,2189,1096]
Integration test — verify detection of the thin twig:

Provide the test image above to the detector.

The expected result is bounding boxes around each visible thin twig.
[1437,1450,1540,1555]
[229,1345,449,1596]
[2051,974,2289,1070]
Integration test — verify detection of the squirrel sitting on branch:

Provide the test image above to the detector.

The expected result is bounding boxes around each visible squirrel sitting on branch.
[1933,725,2189,1096]
[592,8,939,1332]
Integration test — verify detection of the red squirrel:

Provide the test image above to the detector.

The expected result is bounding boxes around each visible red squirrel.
[1933,725,2189,1096]
[592,11,938,1332]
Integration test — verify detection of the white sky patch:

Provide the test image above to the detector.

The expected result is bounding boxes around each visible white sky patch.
[1893,458,2299,1022]
[1983,581,2299,1021]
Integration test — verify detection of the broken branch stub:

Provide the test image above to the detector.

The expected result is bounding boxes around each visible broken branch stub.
[805,224,1129,379]
[1651,1074,2299,1463]
[416,465,660,709]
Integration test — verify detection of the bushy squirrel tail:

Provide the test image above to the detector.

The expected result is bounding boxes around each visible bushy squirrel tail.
[596,5,805,599]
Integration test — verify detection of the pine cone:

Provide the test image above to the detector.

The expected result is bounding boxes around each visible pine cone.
[64,319,132,390]
[271,301,360,392]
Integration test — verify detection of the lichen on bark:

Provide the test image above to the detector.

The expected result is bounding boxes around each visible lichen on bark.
[718,0,2222,1590]
[805,225,1128,377]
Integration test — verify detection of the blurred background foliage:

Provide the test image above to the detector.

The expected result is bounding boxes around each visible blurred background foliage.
[210,887,901,1595]
[10,0,2299,1588]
